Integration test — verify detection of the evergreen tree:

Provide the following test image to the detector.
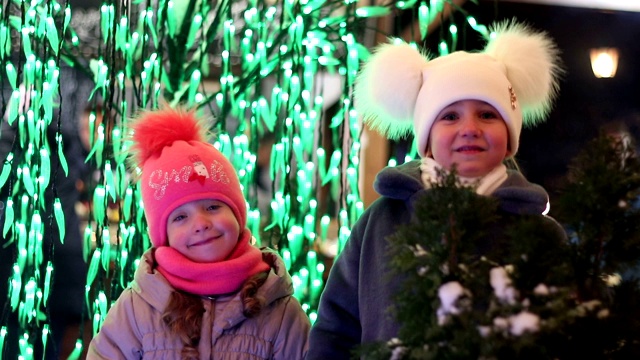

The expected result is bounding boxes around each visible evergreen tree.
[358,134,640,359]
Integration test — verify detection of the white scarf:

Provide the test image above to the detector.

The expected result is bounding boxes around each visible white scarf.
[419,157,508,195]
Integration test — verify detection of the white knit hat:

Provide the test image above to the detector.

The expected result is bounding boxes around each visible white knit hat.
[354,21,562,157]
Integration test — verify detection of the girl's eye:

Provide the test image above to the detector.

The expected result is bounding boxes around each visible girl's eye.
[172,214,186,222]
[207,204,221,211]
[439,112,458,121]
[479,111,499,119]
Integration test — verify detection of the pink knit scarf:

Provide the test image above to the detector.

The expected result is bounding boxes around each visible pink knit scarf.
[155,230,271,296]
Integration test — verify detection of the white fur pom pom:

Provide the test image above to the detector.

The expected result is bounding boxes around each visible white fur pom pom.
[354,41,429,139]
[484,21,563,126]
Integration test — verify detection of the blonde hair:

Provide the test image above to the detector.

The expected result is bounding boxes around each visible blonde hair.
[162,271,269,359]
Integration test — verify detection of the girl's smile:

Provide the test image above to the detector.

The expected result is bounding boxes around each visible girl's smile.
[188,235,219,248]
[455,145,485,153]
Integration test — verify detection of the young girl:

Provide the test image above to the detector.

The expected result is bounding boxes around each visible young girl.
[305,22,564,358]
[88,108,310,359]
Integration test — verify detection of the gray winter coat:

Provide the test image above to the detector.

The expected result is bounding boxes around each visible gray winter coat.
[306,160,566,359]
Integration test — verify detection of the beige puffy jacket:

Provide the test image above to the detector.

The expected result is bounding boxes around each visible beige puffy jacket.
[88,248,310,359]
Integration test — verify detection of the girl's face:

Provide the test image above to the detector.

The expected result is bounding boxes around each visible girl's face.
[427,100,510,178]
[166,199,240,263]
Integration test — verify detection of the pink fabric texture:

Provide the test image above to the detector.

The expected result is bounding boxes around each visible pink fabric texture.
[155,230,270,295]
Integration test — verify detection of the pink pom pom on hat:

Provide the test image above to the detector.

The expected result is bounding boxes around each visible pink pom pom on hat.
[129,108,246,248]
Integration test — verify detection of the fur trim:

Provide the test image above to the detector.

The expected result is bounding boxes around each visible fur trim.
[129,108,209,167]
[354,41,429,139]
[484,20,563,126]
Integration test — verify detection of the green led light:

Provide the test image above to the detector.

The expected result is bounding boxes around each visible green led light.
[1,0,488,352]
[66,340,84,360]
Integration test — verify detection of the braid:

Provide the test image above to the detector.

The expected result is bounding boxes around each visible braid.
[241,271,269,318]
[163,291,204,360]
[161,270,269,357]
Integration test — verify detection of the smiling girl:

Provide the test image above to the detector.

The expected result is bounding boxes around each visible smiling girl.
[88,108,309,360]
[306,21,565,359]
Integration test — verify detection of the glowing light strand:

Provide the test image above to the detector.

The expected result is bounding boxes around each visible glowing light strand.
[0,0,488,356]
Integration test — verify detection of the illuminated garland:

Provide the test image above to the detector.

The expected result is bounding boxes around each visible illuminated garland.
[0,0,489,357]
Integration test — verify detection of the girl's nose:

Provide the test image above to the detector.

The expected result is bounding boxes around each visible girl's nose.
[459,117,481,137]
[194,213,211,232]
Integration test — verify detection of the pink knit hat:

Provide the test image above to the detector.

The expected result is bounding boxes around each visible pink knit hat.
[129,108,246,248]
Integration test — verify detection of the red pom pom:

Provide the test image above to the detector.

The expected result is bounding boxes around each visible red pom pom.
[130,108,208,166]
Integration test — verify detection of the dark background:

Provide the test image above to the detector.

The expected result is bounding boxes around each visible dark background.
[472,1,640,205]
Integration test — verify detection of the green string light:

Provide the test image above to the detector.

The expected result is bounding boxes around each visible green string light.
[66,340,84,360]
[0,0,489,355]
[0,327,6,356]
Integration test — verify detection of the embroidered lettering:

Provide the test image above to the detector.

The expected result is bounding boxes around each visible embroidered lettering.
[148,166,192,200]
[147,169,169,200]
[169,166,192,183]
[147,161,231,200]
[210,160,231,184]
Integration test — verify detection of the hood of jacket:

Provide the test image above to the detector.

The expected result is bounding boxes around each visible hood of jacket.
[373,160,550,215]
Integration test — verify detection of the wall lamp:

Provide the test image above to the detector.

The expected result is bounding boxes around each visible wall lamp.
[590,47,618,78]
